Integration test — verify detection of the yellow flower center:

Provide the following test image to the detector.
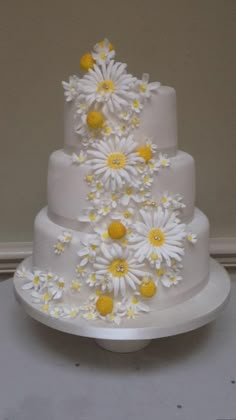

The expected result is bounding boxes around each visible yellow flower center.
[97,79,115,93]
[71,280,81,290]
[69,310,77,317]
[87,192,95,200]
[132,117,140,127]
[89,212,97,221]
[123,210,132,219]
[157,268,165,277]
[103,125,112,134]
[139,83,147,92]
[107,152,126,169]
[133,100,140,108]
[33,276,40,285]
[57,281,64,289]
[161,196,168,204]
[41,304,49,312]
[137,145,153,163]
[139,280,157,298]
[108,221,127,240]
[96,295,114,316]
[109,259,129,277]
[80,53,95,71]
[76,265,85,274]
[86,111,104,129]
[125,187,133,195]
[150,252,159,261]
[127,308,136,318]
[43,292,51,302]
[148,228,165,247]
[90,274,97,282]
[131,296,138,304]
[55,242,64,252]
[85,174,94,184]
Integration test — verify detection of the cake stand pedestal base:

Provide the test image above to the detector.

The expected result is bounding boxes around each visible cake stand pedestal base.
[13,258,231,353]
[95,338,151,352]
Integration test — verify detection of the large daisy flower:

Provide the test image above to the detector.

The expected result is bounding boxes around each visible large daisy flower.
[130,208,186,267]
[77,60,137,114]
[87,136,143,190]
[94,244,147,297]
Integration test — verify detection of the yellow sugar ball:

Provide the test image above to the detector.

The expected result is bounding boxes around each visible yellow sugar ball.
[96,295,113,316]
[139,280,157,298]
[80,53,95,71]
[137,145,153,163]
[86,111,104,129]
[108,221,127,240]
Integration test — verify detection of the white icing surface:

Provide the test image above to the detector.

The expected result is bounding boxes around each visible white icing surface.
[33,207,209,310]
[47,149,195,224]
[135,86,178,155]
[63,86,178,155]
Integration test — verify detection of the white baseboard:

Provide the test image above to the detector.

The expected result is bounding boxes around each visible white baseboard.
[0,238,235,273]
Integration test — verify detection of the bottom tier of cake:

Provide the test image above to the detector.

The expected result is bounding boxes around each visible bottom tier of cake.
[31,207,210,312]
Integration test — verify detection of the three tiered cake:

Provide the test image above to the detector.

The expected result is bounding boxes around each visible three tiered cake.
[16,39,210,325]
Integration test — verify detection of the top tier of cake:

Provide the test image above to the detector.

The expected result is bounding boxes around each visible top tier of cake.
[64,86,178,156]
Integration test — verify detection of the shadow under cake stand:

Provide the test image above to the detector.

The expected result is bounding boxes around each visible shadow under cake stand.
[13,257,230,353]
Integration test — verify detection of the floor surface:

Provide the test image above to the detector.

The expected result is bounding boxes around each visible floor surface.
[0,269,235,420]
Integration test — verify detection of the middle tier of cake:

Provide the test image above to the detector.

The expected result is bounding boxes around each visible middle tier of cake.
[48,149,195,226]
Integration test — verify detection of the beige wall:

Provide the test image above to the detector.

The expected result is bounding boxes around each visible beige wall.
[1,0,236,242]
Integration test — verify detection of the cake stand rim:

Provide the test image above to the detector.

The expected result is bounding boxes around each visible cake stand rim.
[13,257,231,341]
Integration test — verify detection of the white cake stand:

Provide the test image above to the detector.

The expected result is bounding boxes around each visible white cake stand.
[13,257,230,353]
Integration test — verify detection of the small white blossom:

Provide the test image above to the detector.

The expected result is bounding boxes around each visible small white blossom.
[22,270,44,291]
[72,151,87,165]
[92,38,115,65]
[62,75,79,102]
[158,153,171,168]
[49,278,66,300]
[136,73,161,98]
[186,232,198,244]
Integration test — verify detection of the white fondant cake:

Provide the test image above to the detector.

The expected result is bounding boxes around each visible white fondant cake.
[16,39,210,324]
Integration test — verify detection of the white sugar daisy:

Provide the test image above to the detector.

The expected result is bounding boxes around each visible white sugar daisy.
[16,266,28,279]
[78,60,137,114]
[70,279,82,293]
[49,278,66,300]
[77,238,99,266]
[92,38,115,65]
[86,272,100,287]
[136,73,161,98]
[87,136,142,191]
[158,153,171,168]
[161,272,183,288]
[75,264,87,278]
[72,151,87,165]
[58,231,72,244]
[94,243,146,297]
[61,305,79,319]
[78,208,100,224]
[131,98,143,113]
[119,186,143,206]
[62,75,79,102]
[130,207,186,267]
[31,290,52,305]
[22,270,44,291]
[186,232,198,244]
